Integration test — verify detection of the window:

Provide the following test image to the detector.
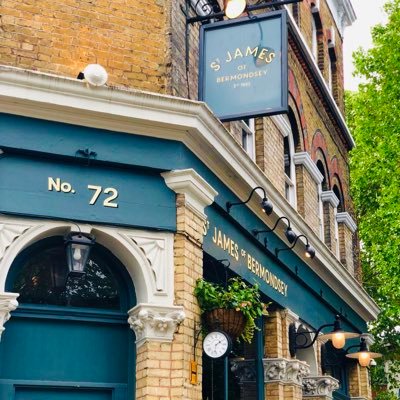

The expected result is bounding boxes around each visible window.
[333,183,344,257]
[311,16,318,60]
[310,6,324,71]
[12,238,121,310]
[283,109,299,207]
[328,46,338,99]
[240,118,255,160]
[316,159,328,241]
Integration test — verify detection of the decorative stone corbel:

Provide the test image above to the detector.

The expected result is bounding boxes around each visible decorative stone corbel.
[303,376,339,398]
[128,303,185,347]
[162,168,218,219]
[0,292,19,339]
[263,358,310,385]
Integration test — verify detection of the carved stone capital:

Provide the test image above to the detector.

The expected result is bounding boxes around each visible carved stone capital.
[230,359,257,384]
[0,293,19,339]
[303,376,340,398]
[263,358,310,385]
[128,303,185,347]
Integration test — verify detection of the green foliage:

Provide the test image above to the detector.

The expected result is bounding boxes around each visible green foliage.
[345,0,400,390]
[194,277,269,343]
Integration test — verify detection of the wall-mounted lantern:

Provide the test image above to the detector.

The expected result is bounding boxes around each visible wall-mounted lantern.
[345,338,382,367]
[64,232,96,277]
[289,315,360,357]
[227,186,273,215]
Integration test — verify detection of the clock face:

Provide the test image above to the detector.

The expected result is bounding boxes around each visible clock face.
[203,331,231,359]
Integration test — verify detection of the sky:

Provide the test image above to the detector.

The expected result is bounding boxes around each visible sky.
[343,0,388,91]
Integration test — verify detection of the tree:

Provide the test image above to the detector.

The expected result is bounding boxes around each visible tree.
[345,0,400,394]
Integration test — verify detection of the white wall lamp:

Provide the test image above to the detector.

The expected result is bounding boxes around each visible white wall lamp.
[345,338,382,367]
[77,64,108,86]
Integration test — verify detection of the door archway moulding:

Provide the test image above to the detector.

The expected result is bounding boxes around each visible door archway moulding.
[0,215,184,344]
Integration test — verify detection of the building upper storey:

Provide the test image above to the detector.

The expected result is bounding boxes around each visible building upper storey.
[0,0,362,281]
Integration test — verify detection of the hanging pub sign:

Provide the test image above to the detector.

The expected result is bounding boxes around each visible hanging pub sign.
[199,10,288,121]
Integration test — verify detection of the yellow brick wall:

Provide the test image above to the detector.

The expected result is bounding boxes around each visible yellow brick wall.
[349,362,372,400]
[338,223,355,274]
[0,0,169,92]
[296,165,320,236]
[255,118,286,197]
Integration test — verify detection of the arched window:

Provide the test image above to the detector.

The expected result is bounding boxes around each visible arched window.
[311,4,324,71]
[332,182,344,213]
[332,179,345,257]
[283,109,300,207]
[295,324,318,375]
[311,15,318,60]
[316,158,328,240]
[9,237,127,310]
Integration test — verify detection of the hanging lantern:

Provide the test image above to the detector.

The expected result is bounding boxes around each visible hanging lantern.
[64,232,96,277]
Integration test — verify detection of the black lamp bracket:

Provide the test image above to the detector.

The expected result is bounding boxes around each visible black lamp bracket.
[345,337,368,354]
[182,0,303,25]
[289,315,341,357]
[226,186,267,213]
[252,216,291,237]
[275,234,308,257]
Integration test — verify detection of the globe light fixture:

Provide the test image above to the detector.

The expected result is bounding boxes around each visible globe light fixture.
[224,0,246,19]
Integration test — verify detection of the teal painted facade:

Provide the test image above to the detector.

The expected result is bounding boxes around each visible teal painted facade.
[0,112,367,333]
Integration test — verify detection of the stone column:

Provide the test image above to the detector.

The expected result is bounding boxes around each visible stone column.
[336,212,357,275]
[293,152,324,237]
[320,191,340,254]
[0,292,19,339]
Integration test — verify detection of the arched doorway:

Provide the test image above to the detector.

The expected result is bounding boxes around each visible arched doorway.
[0,236,136,400]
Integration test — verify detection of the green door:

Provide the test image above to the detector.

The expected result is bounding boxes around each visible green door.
[0,237,136,400]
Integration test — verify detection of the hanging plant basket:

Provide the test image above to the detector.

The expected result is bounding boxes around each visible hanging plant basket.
[203,308,247,340]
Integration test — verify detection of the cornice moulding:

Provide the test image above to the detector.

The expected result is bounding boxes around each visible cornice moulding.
[326,0,357,36]
[161,168,218,218]
[271,114,290,138]
[336,212,357,233]
[0,67,379,322]
[293,152,324,184]
[321,190,340,208]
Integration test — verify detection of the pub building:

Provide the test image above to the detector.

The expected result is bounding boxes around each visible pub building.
[0,0,379,399]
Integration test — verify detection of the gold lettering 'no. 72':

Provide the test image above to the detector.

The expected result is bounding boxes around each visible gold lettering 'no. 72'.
[48,177,119,208]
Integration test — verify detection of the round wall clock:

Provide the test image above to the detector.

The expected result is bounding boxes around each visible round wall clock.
[203,331,232,359]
